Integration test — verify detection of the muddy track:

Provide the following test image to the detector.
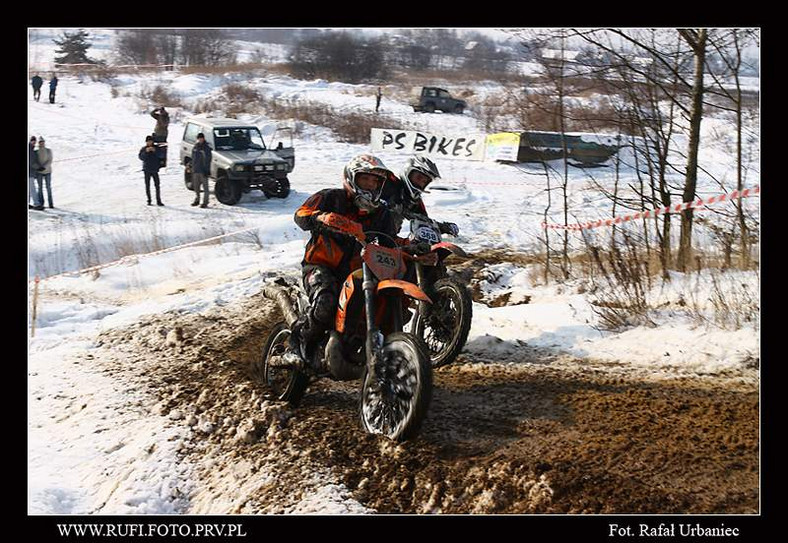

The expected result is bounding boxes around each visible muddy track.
[91,282,758,515]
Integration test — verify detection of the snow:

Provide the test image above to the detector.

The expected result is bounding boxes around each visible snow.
[27,31,759,516]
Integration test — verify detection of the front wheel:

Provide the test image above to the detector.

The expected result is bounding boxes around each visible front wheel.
[414,278,473,368]
[359,332,432,441]
[215,177,242,205]
[258,321,309,406]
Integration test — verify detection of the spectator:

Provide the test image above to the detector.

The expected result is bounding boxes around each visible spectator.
[35,137,54,208]
[48,75,58,104]
[31,74,43,102]
[29,136,43,210]
[190,133,212,208]
[139,136,164,206]
[151,107,170,141]
[375,86,382,113]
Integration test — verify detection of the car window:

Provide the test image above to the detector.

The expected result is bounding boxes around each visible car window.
[183,123,201,143]
[213,127,265,151]
[426,89,437,97]
[439,90,450,98]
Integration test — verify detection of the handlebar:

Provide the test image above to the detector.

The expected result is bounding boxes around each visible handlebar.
[314,213,428,260]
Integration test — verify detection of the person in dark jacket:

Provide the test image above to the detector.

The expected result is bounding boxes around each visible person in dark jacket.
[139,136,164,206]
[29,136,43,209]
[381,155,459,236]
[289,154,400,363]
[190,133,212,208]
[35,137,54,208]
[151,107,170,141]
[48,75,58,104]
[31,75,43,102]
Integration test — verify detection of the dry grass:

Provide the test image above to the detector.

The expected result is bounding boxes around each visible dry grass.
[138,83,183,108]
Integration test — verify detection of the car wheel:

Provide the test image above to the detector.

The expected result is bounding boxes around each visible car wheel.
[264,177,290,199]
[215,177,241,205]
[184,163,193,191]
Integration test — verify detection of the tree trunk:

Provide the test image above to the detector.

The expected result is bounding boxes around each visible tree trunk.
[677,29,708,272]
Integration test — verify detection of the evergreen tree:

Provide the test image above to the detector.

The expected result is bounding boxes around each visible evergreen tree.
[53,29,100,65]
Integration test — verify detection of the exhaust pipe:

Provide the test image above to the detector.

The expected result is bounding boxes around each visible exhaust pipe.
[263,285,363,381]
[262,286,299,327]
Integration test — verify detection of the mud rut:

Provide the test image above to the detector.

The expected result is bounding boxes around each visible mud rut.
[92,253,759,515]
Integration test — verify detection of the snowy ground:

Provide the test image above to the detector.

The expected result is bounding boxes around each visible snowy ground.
[28,35,760,516]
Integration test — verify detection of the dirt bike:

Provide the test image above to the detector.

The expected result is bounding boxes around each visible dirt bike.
[404,212,473,368]
[258,212,433,441]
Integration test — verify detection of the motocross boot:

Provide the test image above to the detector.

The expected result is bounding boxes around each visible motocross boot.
[288,316,325,372]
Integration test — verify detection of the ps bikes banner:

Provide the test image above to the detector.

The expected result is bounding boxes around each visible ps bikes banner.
[371,128,486,161]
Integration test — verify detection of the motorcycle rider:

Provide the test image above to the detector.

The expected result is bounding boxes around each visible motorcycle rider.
[382,155,460,236]
[289,154,401,365]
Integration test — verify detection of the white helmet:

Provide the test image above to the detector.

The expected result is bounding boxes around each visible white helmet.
[342,154,392,212]
[400,156,441,200]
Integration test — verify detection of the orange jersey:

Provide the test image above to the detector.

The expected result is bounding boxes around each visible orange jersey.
[295,188,399,277]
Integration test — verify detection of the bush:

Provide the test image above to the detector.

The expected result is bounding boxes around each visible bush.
[139,83,182,108]
[585,235,655,331]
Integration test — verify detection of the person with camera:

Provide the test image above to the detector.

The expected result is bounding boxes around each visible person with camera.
[139,135,164,206]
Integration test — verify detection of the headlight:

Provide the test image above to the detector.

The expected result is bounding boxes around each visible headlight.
[233,165,247,172]
[276,164,287,171]
[264,164,275,171]
[254,165,264,172]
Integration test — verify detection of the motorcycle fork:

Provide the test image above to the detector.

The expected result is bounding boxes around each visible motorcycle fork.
[362,262,384,367]
[415,262,429,320]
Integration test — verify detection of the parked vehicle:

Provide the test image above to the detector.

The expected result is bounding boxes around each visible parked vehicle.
[404,212,473,368]
[258,212,433,442]
[179,118,295,205]
[411,86,467,114]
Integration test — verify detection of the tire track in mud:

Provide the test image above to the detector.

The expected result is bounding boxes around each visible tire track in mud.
[93,286,759,515]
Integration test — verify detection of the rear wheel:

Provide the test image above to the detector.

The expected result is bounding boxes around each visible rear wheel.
[259,321,309,406]
[184,163,193,190]
[215,176,242,205]
[264,176,290,199]
[359,332,432,441]
[414,278,473,368]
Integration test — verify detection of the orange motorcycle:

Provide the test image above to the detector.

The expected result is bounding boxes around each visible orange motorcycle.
[404,212,473,368]
[258,212,434,441]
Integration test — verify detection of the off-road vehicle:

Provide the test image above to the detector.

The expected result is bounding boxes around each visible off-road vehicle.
[411,87,467,114]
[180,118,295,205]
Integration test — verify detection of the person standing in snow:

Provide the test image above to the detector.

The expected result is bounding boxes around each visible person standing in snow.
[29,136,43,210]
[151,107,170,141]
[139,136,164,206]
[31,74,43,102]
[190,133,212,208]
[35,137,54,208]
[48,75,58,104]
[375,86,382,113]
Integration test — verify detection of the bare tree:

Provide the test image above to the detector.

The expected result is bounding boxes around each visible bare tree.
[115,30,158,65]
[704,28,760,268]
[179,29,236,67]
[288,31,387,83]
[674,28,708,271]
